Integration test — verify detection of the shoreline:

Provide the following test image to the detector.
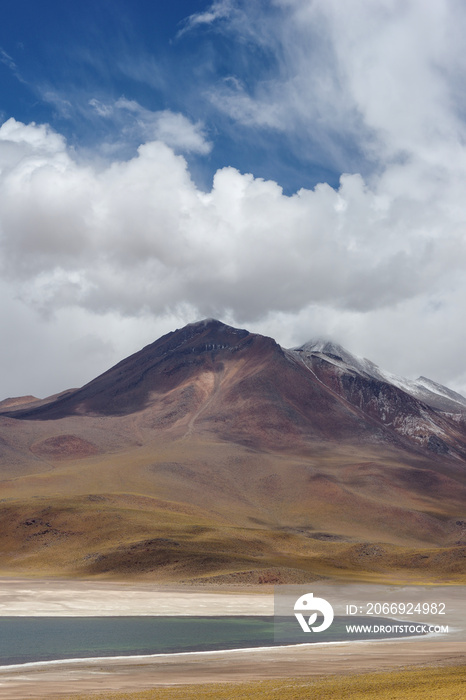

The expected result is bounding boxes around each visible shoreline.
[0,578,464,699]
[1,638,465,700]
[1,632,437,672]
[0,618,441,672]
[0,641,369,672]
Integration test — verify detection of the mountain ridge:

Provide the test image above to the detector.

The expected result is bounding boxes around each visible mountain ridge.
[4,318,465,418]
[292,337,466,414]
[3,318,466,460]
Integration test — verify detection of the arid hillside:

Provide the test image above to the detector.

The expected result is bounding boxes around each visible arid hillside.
[0,320,465,582]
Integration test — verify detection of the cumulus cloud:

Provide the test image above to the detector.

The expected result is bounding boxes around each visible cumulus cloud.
[0,112,465,395]
[0,114,464,321]
[89,97,212,155]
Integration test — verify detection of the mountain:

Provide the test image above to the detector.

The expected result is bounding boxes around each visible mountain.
[295,339,466,413]
[291,339,466,458]
[0,320,465,584]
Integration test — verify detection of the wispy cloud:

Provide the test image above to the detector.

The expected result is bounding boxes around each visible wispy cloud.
[88,98,114,118]
[194,0,466,178]
[41,90,75,119]
[177,0,234,37]
[0,46,27,84]
[89,97,212,154]
[0,48,17,72]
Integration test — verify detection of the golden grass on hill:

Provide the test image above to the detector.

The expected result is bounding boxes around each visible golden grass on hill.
[1,492,465,583]
[53,665,466,700]
[1,422,465,582]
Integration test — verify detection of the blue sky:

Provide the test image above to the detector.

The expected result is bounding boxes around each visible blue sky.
[1,0,466,398]
[0,0,341,193]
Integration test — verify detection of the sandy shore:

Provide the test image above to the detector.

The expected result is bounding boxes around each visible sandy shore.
[0,578,464,699]
[0,577,272,616]
[0,638,465,699]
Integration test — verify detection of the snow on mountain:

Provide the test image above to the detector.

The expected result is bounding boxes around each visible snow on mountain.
[413,376,466,410]
[291,339,466,415]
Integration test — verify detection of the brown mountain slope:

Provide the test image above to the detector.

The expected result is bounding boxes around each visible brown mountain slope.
[0,320,465,583]
[294,343,466,460]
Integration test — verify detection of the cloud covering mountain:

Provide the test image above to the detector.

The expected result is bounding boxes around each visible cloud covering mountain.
[1,0,466,398]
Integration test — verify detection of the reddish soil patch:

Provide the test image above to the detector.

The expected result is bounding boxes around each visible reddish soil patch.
[30,434,99,460]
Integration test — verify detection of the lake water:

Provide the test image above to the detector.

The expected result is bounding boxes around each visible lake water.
[0,616,422,666]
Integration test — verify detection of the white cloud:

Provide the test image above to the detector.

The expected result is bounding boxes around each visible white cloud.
[0,117,65,153]
[0,46,26,85]
[0,115,465,387]
[202,0,466,176]
[177,0,234,37]
[89,97,212,155]
[41,90,75,119]
[0,48,17,73]
[88,98,114,117]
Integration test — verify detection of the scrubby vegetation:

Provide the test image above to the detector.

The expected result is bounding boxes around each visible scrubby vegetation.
[61,665,466,700]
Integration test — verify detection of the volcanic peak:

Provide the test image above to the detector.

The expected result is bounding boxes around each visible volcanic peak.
[156,318,251,357]
[2,320,277,420]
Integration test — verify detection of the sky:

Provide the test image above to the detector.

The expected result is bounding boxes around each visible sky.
[1,0,466,399]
